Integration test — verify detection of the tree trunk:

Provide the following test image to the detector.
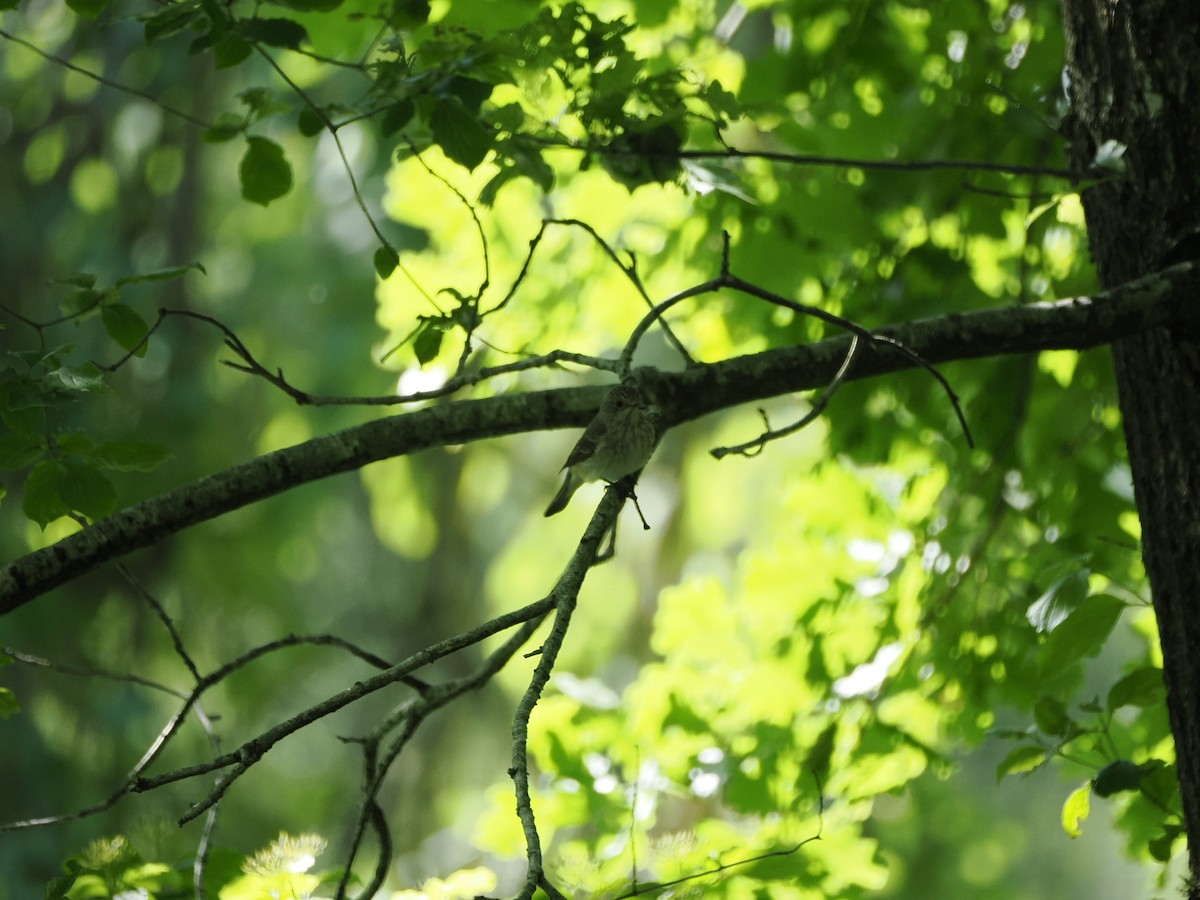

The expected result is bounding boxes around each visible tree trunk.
[1062,1,1200,889]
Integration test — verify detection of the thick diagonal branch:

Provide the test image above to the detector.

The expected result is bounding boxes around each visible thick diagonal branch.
[2,263,1196,614]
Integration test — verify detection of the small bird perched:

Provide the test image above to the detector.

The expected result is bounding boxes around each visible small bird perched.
[544,384,657,516]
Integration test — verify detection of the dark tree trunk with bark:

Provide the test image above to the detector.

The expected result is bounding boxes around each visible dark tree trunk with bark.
[1062,1,1200,890]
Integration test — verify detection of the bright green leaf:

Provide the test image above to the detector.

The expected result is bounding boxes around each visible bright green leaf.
[240,136,293,206]
[996,744,1047,781]
[1062,783,1091,838]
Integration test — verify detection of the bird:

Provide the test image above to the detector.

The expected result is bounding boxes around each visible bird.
[544,384,657,516]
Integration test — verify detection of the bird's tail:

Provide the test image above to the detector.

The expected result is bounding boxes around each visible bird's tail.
[544,471,582,516]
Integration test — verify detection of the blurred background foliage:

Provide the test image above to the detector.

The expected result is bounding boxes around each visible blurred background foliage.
[0,0,1183,897]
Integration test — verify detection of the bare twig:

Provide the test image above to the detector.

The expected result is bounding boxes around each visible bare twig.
[333,612,549,899]
[711,333,862,458]
[117,563,201,682]
[488,218,695,368]
[622,236,973,450]
[0,29,211,129]
[511,482,634,899]
[537,135,1081,181]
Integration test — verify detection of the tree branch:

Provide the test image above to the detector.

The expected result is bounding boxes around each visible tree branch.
[2,262,1196,614]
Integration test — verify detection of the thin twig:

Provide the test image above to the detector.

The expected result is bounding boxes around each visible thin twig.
[711,333,862,458]
[0,29,211,129]
[334,612,549,899]
[536,135,1081,181]
[511,484,632,899]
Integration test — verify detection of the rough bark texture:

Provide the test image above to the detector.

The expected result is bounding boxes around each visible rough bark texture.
[1062,0,1200,888]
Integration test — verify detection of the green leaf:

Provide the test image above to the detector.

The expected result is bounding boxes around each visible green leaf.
[443,76,494,112]
[297,108,325,137]
[56,432,95,456]
[374,246,399,279]
[22,460,70,527]
[203,113,246,143]
[0,686,19,719]
[1061,783,1090,838]
[101,304,150,355]
[263,0,341,10]
[1148,825,1183,862]
[1106,666,1165,710]
[240,137,293,206]
[242,17,308,49]
[213,33,253,69]
[702,78,741,120]
[114,262,206,287]
[1033,696,1070,736]
[803,722,837,784]
[380,99,415,136]
[1,400,42,440]
[413,321,445,365]
[58,461,117,520]
[0,0,23,8]
[1092,759,1144,797]
[53,272,97,289]
[46,364,106,393]
[389,0,429,27]
[995,744,1047,781]
[44,860,82,900]
[141,3,203,41]
[1037,594,1125,678]
[90,441,171,472]
[66,0,110,18]
[429,97,493,171]
[60,287,108,317]
[238,87,288,120]
[0,433,42,471]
